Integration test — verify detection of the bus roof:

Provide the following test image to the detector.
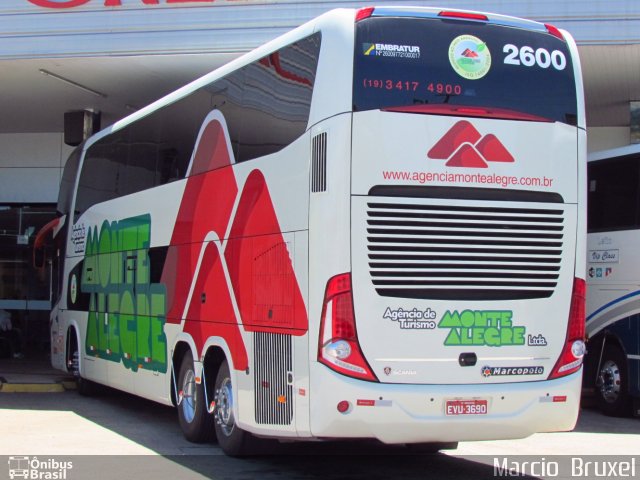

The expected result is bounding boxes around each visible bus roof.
[84,6,579,151]
[588,144,640,162]
[363,6,548,33]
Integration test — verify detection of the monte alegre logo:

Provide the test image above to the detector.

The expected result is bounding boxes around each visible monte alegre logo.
[449,34,491,80]
[438,309,526,347]
[428,120,514,168]
[81,214,168,373]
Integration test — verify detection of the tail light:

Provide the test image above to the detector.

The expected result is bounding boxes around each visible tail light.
[355,7,375,22]
[383,104,552,123]
[548,278,586,379]
[438,11,488,22]
[318,273,377,382]
[545,23,565,41]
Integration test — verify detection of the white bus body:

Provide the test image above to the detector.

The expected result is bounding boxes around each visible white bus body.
[586,144,640,417]
[45,6,586,455]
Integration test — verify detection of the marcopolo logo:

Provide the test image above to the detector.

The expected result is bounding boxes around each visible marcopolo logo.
[8,456,73,479]
[481,365,544,378]
[428,120,514,168]
[438,309,526,347]
[449,34,491,80]
[362,43,421,59]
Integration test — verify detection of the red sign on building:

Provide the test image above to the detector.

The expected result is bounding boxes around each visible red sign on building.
[27,0,247,9]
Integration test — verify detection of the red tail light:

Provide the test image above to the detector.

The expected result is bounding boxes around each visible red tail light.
[318,273,377,382]
[545,23,565,41]
[548,278,586,379]
[355,7,375,22]
[382,104,553,123]
[438,11,488,22]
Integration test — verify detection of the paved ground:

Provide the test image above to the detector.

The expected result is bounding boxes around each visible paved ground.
[1,388,639,480]
[1,355,639,479]
[2,390,638,456]
[0,354,70,392]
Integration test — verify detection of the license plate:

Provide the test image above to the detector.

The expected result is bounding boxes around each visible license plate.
[445,399,488,416]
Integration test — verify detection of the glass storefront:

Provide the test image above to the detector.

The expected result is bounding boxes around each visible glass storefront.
[0,205,56,353]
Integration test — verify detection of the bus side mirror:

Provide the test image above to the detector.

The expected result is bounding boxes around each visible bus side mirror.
[33,245,46,269]
[33,216,62,269]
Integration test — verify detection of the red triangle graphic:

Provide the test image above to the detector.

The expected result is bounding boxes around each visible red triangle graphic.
[476,134,514,163]
[445,144,489,168]
[184,243,248,370]
[190,119,232,175]
[462,48,479,58]
[225,170,308,334]
[428,121,482,159]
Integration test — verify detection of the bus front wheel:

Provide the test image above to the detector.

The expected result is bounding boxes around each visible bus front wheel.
[177,350,215,442]
[213,360,255,456]
[596,344,631,417]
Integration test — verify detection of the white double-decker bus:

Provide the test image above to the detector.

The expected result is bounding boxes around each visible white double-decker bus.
[40,6,586,455]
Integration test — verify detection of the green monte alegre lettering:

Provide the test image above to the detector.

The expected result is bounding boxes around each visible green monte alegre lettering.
[82,214,167,372]
[438,310,526,347]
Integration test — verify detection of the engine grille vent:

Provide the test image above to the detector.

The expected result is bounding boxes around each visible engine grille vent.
[367,202,565,300]
[311,132,327,193]
[254,332,293,425]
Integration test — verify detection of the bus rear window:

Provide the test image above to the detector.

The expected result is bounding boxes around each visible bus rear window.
[353,17,577,125]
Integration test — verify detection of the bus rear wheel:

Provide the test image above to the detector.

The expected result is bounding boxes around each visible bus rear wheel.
[177,350,215,442]
[213,360,255,456]
[67,330,95,396]
[596,344,631,417]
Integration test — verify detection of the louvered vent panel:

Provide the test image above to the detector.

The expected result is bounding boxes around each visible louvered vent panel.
[367,202,565,300]
[254,332,293,425]
[311,132,327,192]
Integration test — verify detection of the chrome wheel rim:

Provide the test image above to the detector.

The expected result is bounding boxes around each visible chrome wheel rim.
[215,376,235,437]
[69,350,79,377]
[181,368,197,423]
[598,359,621,404]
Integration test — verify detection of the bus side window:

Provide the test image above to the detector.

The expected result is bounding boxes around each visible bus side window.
[588,156,640,232]
[237,33,320,163]
[198,32,321,167]
[158,148,180,184]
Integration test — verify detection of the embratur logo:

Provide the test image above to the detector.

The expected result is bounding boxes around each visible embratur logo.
[363,43,376,55]
[362,43,421,57]
[428,120,514,168]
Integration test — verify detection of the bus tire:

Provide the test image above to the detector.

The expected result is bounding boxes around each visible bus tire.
[68,332,96,396]
[407,441,458,453]
[76,372,96,396]
[177,350,215,442]
[213,360,255,456]
[596,344,631,417]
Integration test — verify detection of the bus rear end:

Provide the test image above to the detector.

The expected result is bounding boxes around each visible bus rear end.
[312,7,586,444]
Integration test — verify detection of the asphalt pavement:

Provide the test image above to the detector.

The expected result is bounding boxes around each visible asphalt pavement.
[1,354,639,480]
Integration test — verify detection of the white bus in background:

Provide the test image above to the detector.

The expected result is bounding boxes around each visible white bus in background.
[38,6,586,456]
[586,145,640,417]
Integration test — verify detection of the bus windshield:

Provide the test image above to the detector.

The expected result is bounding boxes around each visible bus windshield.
[353,16,577,125]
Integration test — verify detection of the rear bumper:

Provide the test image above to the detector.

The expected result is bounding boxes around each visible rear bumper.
[309,363,582,444]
